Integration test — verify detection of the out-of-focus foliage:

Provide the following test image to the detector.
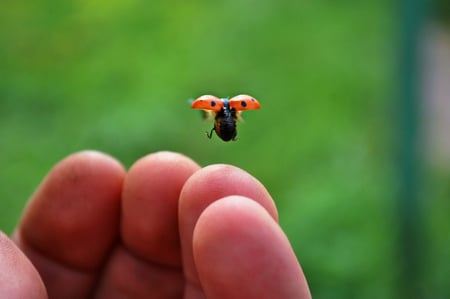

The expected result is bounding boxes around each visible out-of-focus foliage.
[0,1,448,298]
[433,0,450,25]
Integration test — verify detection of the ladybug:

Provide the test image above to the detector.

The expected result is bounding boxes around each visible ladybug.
[191,94,261,142]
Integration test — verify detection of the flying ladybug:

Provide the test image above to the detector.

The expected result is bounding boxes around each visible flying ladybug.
[191,94,261,142]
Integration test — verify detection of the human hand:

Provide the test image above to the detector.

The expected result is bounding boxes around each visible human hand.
[1,151,311,299]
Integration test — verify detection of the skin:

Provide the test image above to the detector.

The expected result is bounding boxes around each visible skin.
[1,150,311,299]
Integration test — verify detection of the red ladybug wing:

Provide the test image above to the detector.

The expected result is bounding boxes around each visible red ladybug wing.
[228,94,261,111]
[191,95,224,112]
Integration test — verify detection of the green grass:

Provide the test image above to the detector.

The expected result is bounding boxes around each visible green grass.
[1,1,448,298]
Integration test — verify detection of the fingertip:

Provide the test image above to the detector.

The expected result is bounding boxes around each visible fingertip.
[193,195,275,255]
[0,232,47,299]
[53,150,127,180]
[127,151,200,180]
[18,150,126,269]
[121,151,200,265]
[180,164,278,221]
[193,196,311,299]
[179,164,278,289]
[70,150,126,172]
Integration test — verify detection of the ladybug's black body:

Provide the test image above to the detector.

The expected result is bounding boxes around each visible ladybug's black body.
[208,100,238,142]
[191,94,260,142]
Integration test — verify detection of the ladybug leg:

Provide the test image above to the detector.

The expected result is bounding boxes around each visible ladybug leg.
[206,127,215,139]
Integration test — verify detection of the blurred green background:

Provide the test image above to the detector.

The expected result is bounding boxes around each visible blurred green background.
[1,0,449,298]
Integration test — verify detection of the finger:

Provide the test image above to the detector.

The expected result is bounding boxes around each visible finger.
[12,151,126,298]
[0,231,47,299]
[178,164,278,296]
[121,151,201,265]
[93,152,200,298]
[194,196,311,299]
